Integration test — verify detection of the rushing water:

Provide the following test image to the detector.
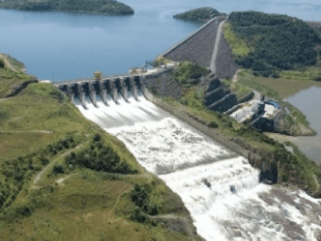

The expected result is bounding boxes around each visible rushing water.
[74,91,321,241]
[285,86,321,163]
[1,0,321,80]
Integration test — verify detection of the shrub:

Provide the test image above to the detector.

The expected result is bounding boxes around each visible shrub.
[175,61,210,86]
[0,59,4,68]
[208,121,218,128]
[53,164,64,174]
[65,135,137,174]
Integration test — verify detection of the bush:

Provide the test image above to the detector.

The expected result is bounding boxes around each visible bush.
[175,61,210,86]
[65,135,137,174]
[208,121,218,128]
[129,184,158,223]
[0,59,4,68]
[53,164,64,174]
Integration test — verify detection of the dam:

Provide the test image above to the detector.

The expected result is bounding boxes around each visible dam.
[59,76,321,241]
[54,15,321,240]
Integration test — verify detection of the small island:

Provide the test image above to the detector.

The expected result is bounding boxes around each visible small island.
[0,0,134,16]
[173,7,225,22]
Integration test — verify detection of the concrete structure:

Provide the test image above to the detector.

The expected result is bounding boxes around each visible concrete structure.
[160,16,237,79]
[55,75,151,109]
[230,99,281,131]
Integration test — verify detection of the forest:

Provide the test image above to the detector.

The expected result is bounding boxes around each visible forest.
[0,0,134,15]
[228,11,321,77]
[173,7,223,22]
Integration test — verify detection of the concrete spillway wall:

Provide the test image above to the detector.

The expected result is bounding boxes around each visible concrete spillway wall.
[56,75,149,108]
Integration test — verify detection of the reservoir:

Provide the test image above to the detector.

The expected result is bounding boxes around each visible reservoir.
[1,0,321,80]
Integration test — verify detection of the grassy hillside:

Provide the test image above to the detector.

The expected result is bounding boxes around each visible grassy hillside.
[0,0,134,16]
[173,7,224,22]
[0,68,200,240]
[0,54,34,98]
[226,11,321,77]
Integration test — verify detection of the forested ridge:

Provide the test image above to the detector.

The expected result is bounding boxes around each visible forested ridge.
[0,0,134,15]
[228,11,321,77]
[173,7,224,22]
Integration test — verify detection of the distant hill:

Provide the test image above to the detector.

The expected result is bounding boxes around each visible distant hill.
[225,11,321,77]
[0,0,134,16]
[173,7,224,22]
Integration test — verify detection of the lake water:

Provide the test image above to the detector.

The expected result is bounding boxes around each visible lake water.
[286,86,321,163]
[1,0,321,81]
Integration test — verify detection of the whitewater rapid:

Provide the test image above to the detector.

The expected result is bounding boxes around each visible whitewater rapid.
[75,91,321,241]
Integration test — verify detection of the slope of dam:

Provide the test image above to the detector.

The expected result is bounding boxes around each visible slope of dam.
[73,88,321,241]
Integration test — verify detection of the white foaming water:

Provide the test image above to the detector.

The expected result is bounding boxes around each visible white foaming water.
[75,92,321,241]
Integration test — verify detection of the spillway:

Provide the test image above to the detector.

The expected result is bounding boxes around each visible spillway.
[74,89,321,241]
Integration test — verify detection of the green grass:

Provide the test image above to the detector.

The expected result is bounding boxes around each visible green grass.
[222,23,251,59]
[4,54,26,72]
[238,69,321,99]
[238,70,281,99]
[0,72,199,240]
[0,67,33,98]
[280,66,321,81]
[0,83,93,161]
[0,173,196,241]
[222,78,252,100]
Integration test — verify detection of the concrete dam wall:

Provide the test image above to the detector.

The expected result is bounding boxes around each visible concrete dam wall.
[161,16,238,79]
[56,75,152,110]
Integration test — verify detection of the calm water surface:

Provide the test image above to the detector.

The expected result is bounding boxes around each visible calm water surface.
[1,0,321,80]
[286,86,321,163]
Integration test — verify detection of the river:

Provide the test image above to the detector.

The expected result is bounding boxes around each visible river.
[1,0,321,80]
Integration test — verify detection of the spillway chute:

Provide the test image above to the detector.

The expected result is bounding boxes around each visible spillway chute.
[60,75,321,241]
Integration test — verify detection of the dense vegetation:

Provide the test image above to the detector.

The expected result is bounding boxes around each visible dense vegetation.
[173,7,223,22]
[175,61,210,86]
[0,136,77,215]
[227,11,321,77]
[64,134,137,174]
[0,0,134,15]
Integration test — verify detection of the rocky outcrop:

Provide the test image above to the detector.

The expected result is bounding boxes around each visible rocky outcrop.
[144,68,182,99]
[230,137,311,192]
[5,79,38,98]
